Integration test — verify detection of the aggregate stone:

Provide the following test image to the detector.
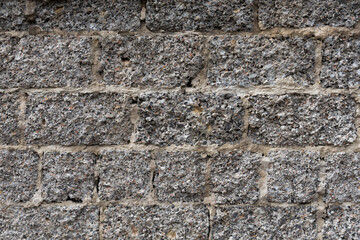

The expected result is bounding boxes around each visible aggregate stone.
[153,151,207,202]
[212,206,317,240]
[321,37,360,89]
[0,205,99,239]
[99,36,204,88]
[0,150,39,203]
[259,0,360,29]
[267,150,320,203]
[103,204,209,239]
[210,151,261,204]
[208,36,316,87]
[25,93,133,145]
[248,94,356,146]
[324,152,360,203]
[42,152,96,203]
[146,0,253,32]
[34,0,141,31]
[99,150,151,201]
[0,0,27,31]
[0,36,92,88]
[0,93,20,145]
[136,92,244,146]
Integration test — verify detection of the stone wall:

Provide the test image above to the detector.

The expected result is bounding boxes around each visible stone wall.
[0,0,360,239]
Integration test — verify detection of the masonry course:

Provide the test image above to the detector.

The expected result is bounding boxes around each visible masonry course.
[0,0,360,239]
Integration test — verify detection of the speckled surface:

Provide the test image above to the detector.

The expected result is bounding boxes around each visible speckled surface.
[248,94,357,146]
[0,0,27,31]
[210,151,261,204]
[0,93,20,145]
[146,0,253,32]
[259,0,360,29]
[321,37,360,89]
[25,93,134,145]
[99,36,204,88]
[0,205,99,239]
[103,204,209,239]
[0,36,92,88]
[136,92,244,146]
[208,36,316,87]
[267,150,320,203]
[154,151,207,202]
[99,150,151,201]
[325,152,360,203]
[0,150,39,204]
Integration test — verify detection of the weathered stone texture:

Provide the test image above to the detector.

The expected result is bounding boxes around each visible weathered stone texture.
[154,152,207,202]
[99,150,151,201]
[136,92,244,146]
[321,37,360,89]
[325,152,360,203]
[267,150,320,203]
[210,151,261,204]
[0,0,27,31]
[99,36,204,88]
[323,205,360,240]
[248,94,357,146]
[35,0,141,31]
[0,93,20,145]
[212,206,317,239]
[25,93,133,145]
[0,205,99,239]
[146,0,253,32]
[0,36,92,88]
[0,150,39,203]
[103,204,209,239]
[208,36,316,87]
[259,0,360,29]
[42,152,96,203]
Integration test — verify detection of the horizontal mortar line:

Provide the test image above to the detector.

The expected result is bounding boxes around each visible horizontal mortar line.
[0,200,358,209]
[1,143,360,154]
[2,85,360,96]
[0,26,359,38]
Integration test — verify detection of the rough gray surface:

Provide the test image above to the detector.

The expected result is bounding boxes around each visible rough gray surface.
[103,204,209,239]
[212,206,317,239]
[154,152,207,202]
[0,93,20,145]
[99,36,204,88]
[321,37,360,89]
[208,36,316,87]
[99,150,151,201]
[248,94,357,146]
[0,36,92,88]
[267,150,320,203]
[42,152,96,203]
[35,0,141,31]
[0,205,99,239]
[0,0,27,31]
[146,0,253,32]
[136,92,244,146]
[25,93,133,145]
[259,0,360,29]
[323,205,360,240]
[324,152,360,203]
[0,150,39,203]
[210,151,261,204]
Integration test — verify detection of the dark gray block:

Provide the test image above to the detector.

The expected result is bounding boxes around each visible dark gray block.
[103,204,209,239]
[0,0,27,31]
[0,150,39,203]
[208,36,316,87]
[99,150,151,201]
[136,92,244,146]
[99,36,204,88]
[248,94,357,146]
[210,151,261,204]
[0,93,20,145]
[25,93,133,145]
